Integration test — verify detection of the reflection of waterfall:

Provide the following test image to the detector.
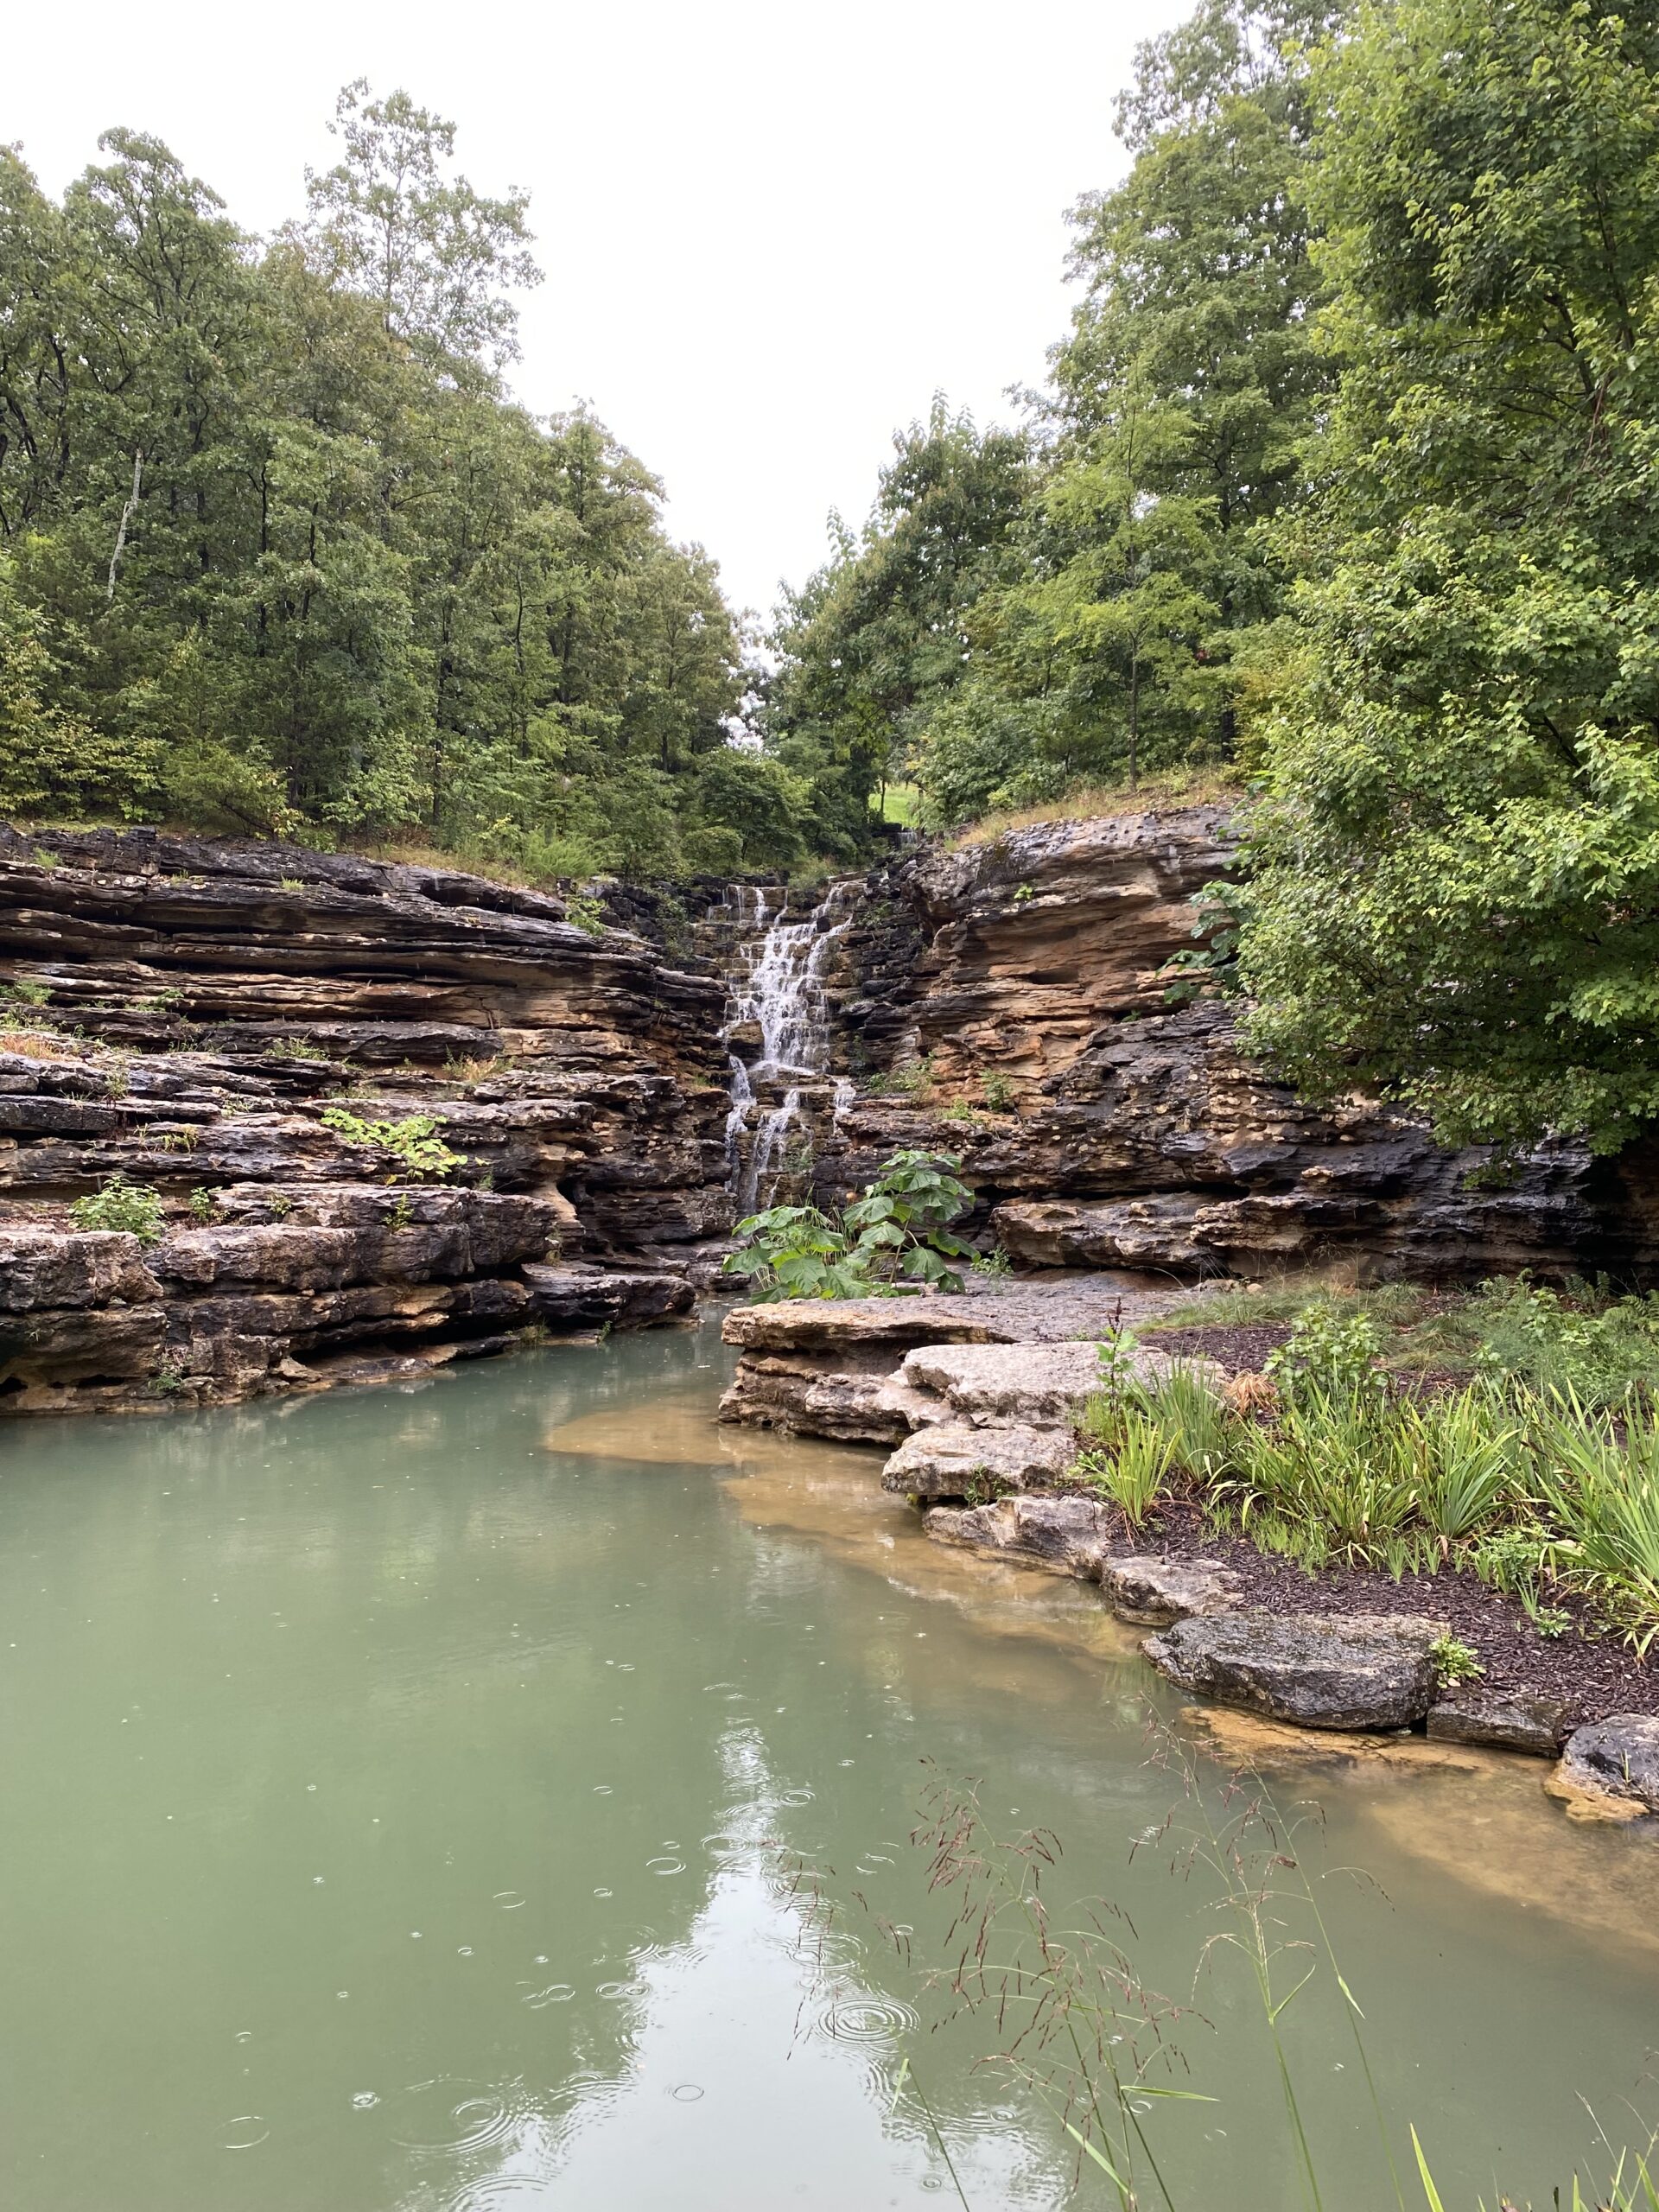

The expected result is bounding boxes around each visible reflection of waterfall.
[722,881,860,1213]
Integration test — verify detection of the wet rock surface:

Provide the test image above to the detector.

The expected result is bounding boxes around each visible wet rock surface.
[1427,1688,1570,1757]
[1549,1716,1659,1818]
[881,1421,1076,1499]
[1143,1611,1447,1731]
[716,1276,1179,1441]
[1100,1555,1238,1627]
[924,1495,1111,1575]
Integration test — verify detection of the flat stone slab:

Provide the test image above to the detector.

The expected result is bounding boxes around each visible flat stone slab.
[1101,1555,1238,1627]
[924,1494,1110,1576]
[881,1421,1076,1500]
[899,1338,1213,1429]
[720,1275,1181,1356]
[1143,1611,1446,1731]
[900,1341,1104,1427]
[1427,1688,1569,1758]
[1548,1716,1659,1821]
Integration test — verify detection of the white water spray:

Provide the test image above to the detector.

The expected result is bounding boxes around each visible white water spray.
[722,880,860,1211]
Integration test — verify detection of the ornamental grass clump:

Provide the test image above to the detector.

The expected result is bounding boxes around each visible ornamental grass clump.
[1071,1320,1659,1643]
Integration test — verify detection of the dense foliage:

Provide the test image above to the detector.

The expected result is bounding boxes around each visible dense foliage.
[723,1148,975,1300]
[768,1,1335,826]
[1091,1281,1659,1650]
[0,86,836,880]
[1238,0,1659,1153]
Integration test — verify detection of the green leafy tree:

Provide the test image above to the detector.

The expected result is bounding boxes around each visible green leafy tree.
[1240,0,1659,1153]
[300,80,540,367]
[766,403,1031,848]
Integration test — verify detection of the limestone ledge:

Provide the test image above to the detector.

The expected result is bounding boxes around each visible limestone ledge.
[0,829,733,1411]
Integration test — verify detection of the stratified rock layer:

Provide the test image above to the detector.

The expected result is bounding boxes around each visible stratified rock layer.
[0,830,732,1411]
[822,805,1659,1281]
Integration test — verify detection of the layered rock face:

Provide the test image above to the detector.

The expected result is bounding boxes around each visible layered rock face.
[0,828,726,1412]
[822,805,1659,1281]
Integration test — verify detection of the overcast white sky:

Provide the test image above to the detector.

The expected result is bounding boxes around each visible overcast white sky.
[8,0,1190,624]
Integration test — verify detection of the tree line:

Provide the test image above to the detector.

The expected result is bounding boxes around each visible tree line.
[772,0,1659,1157]
[0,85,852,878]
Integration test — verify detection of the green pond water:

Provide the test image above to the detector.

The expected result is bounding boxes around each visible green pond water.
[3,1318,1657,2211]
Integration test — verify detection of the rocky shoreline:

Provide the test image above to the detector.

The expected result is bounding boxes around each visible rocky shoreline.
[715,1276,1659,1826]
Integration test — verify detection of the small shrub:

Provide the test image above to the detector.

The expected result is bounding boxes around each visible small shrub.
[1468,1274,1659,1408]
[149,1359,188,1396]
[266,1192,291,1219]
[1,977,49,1007]
[188,1187,218,1222]
[979,1071,1016,1114]
[724,1147,974,1300]
[387,1195,416,1230]
[101,1052,130,1098]
[267,1035,328,1062]
[564,893,605,937]
[940,1096,983,1126]
[1428,1634,1484,1686]
[70,1174,166,1245]
[442,1051,505,1084]
[1265,1304,1385,1402]
[320,1106,461,1179]
[156,1126,200,1153]
[972,1245,1013,1280]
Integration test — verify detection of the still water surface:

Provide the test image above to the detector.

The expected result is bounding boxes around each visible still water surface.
[2,1319,1656,2209]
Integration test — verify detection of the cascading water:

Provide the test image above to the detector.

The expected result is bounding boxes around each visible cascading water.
[721,880,860,1212]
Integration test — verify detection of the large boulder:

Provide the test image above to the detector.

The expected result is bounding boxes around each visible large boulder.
[1548,1716,1659,1819]
[1143,1611,1446,1731]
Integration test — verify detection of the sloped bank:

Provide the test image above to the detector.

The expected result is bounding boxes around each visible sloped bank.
[0,828,731,1412]
[718,1286,1659,1825]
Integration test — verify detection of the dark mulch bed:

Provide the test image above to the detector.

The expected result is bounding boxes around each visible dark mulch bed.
[1147,1322,1293,1376]
[1086,1493,1658,1728]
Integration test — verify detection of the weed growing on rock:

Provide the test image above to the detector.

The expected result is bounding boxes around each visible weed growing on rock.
[979,1071,1016,1113]
[320,1106,461,1179]
[71,1173,165,1245]
[188,1187,218,1222]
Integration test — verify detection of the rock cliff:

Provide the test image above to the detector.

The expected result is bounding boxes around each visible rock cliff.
[0,828,728,1412]
[819,804,1659,1281]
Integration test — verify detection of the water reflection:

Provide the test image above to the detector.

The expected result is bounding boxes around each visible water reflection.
[0,1321,1653,2209]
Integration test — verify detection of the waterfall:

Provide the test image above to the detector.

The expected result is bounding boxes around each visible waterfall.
[721,879,859,1213]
